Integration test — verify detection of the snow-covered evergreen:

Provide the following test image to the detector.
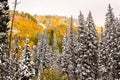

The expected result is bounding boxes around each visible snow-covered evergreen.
[51,34,59,70]
[58,17,76,80]
[112,18,120,79]
[20,38,34,80]
[75,11,88,80]
[0,1,120,80]
[34,22,53,80]
[33,30,45,80]
[57,30,69,73]
[0,0,10,80]
[86,11,99,80]
[98,4,120,80]
[33,45,40,80]
[39,22,52,70]
[105,4,115,29]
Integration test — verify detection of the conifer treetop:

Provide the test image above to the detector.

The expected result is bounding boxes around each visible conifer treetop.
[105,4,115,28]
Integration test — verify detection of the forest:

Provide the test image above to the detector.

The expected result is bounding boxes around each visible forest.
[0,0,120,80]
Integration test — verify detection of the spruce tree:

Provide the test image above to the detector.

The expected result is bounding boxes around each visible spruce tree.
[112,18,120,79]
[33,45,40,80]
[85,11,98,80]
[98,4,115,80]
[67,16,77,80]
[58,17,76,80]
[51,34,59,70]
[105,4,115,29]
[40,22,52,70]
[0,0,10,80]
[57,30,69,73]
[75,11,88,80]
[34,33,44,80]
[20,38,34,80]
[37,22,52,80]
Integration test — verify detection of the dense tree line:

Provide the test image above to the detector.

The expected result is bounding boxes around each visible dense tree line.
[0,0,120,80]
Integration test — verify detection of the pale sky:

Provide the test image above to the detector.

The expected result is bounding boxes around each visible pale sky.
[8,0,120,26]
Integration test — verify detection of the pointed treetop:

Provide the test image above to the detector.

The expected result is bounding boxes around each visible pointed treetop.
[78,11,84,20]
[105,4,115,28]
[86,11,94,26]
[63,28,68,44]
[68,16,74,45]
[70,16,73,28]
[89,11,92,14]
[88,11,92,19]
[86,11,98,37]
[79,10,83,17]
[70,16,74,33]
[108,4,112,11]
[43,21,51,44]
[78,11,84,25]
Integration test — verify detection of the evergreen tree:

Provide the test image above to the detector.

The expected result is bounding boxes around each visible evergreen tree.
[66,16,76,80]
[85,11,98,80]
[37,22,52,80]
[40,22,52,70]
[58,17,76,80]
[34,33,45,80]
[98,4,115,80]
[51,34,59,70]
[111,18,120,79]
[0,0,10,79]
[57,30,69,73]
[20,38,34,80]
[75,11,88,80]
[105,4,115,29]
[33,45,40,80]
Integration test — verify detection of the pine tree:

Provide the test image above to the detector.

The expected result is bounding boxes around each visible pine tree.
[51,34,59,70]
[37,22,52,80]
[85,11,99,80]
[57,30,69,73]
[20,38,34,80]
[40,22,52,70]
[105,4,115,29]
[67,16,77,80]
[33,45,40,80]
[34,33,45,80]
[75,11,88,80]
[112,18,120,79]
[0,0,10,79]
[58,17,76,80]
[98,4,115,80]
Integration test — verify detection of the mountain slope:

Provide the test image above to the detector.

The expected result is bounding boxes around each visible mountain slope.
[10,11,105,50]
